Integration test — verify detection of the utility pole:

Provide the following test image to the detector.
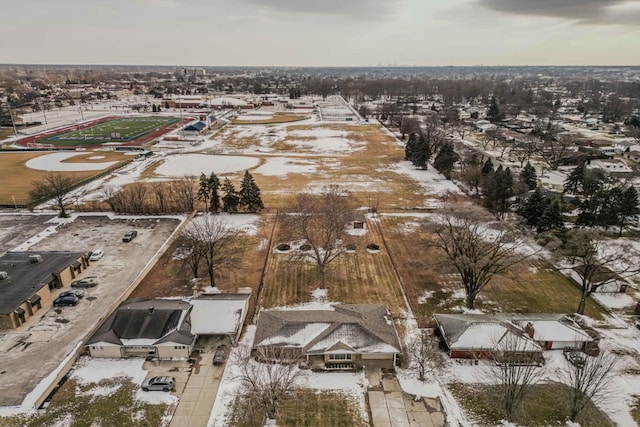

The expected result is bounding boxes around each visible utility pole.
[5,99,19,138]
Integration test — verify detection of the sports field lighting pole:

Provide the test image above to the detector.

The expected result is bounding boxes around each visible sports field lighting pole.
[40,99,48,125]
[4,98,19,138]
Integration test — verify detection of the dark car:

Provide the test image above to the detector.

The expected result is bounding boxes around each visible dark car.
[71,277,98,288]
[122,230,138,242]
[213,345,227,365]
[141,376,175,392]
[53,294,79,307]
[60,289,85,299]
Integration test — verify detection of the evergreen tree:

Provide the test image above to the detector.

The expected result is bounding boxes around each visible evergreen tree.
[412,132,432,169]
[486,96,503,123]
[483,165,513,219]
[520,162,538,191]
[617,186,640,236]
[537,199,564,232]
[239,170,264,212]
[197,172,221,213]
[482,158,494,175]
[517,188,547,229]
[221,178,240,213]
[433,141,458,179]
[405,132,418,161]
[563,162,585,194]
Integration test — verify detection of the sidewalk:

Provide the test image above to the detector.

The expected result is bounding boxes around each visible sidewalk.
[170,352,223,427]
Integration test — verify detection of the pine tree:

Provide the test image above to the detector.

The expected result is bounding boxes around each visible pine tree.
[197,173,210,209]
[405,132,418,161]
[537,199,564,232]
[482,158,494,175]
[221,178,240,213]
[239,170,264,212]
[412,132,432,170]
[617,186,640,236]
[517,188,547,228]
[433,141,458,179]
[563,163,585,194]
[208,172,221,213]
[486,96,503,123]
[520,162,538,191]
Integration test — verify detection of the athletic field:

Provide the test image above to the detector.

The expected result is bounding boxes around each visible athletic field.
[37,117,180,147]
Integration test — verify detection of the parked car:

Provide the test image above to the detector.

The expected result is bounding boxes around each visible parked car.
[563,349,586,368]
[89,249,104,261]
[141,376,175,392]
[122,230,138,242]
[213,345,227,365]
[60,289,85,299]
[53,294,79,307]
[71,277,98,288]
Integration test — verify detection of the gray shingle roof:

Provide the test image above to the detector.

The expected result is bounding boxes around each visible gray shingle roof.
[254,304,400,354]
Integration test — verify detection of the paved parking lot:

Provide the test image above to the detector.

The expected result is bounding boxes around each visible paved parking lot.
[0,215,180,407]
[0,213,55,255]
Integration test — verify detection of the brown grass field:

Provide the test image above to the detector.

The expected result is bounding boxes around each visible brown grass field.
[0,151,130,205]
[260,218,409,317]
[380,216,604,327]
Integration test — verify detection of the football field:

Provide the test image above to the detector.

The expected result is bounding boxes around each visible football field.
[38,117,180,147]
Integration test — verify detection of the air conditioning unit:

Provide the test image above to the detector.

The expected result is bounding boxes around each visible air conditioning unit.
[0,271,8,280]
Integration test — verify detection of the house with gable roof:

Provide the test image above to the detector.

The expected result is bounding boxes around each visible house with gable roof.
[253,304,401,370]
[86,299,196,359]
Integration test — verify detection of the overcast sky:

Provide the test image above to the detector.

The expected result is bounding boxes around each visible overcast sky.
[2,0,639,66]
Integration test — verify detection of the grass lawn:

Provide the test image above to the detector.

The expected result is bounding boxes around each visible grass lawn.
[450,382,612,427]
[38,117,179,147]
[232,114,308,125]
[260,218,408,317]
[0,378,171,427]
[0,151,130,205]
[380,216,604,327]
[229,390,367,427]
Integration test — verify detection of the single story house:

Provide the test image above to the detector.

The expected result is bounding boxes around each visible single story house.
[435,313,592,360]
[0,251,88,329]
[86,299,196,359]
[573,265,629,293]
[253,304,401,370]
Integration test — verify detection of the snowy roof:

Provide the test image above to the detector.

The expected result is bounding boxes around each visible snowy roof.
[190,293,250,336]
[435,313,591,351]
[512,320,592,342]
[254,304,400,355]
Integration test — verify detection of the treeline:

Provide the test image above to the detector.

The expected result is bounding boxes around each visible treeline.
[99,171,263,215]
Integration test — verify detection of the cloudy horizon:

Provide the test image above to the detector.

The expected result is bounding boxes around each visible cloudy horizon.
[1,0,639,66]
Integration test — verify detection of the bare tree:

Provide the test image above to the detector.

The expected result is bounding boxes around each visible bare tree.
[179,215,244,287]
[281,185,355,288]
[233,346,304,420]
[100,184,119,211]
[564,351,616,422]
[30,173,79,217]
[425,206,531,309]
[171,176,196,212]
[409,330,444,382]
[490,333,544,422]
[558,229,637,315]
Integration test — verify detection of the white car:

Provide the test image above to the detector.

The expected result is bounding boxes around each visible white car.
[89,249,104,261]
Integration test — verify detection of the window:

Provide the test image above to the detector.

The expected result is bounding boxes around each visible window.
[92,346,103,350]
[328,353,352,361]
[174,346,186,350]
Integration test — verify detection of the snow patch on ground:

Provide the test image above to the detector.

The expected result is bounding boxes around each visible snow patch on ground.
[254,157,317,177]
[155,154,259,177]
[26,152,119,172]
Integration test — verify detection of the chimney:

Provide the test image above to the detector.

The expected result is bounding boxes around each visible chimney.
[524,322,535,339]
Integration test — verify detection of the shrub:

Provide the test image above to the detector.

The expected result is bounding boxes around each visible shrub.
[345,244,356,251]
[276,243,291,251]
[366,243,380,251]
[300,244,312,251]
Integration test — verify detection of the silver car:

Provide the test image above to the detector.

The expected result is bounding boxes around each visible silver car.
[141,376,175,392]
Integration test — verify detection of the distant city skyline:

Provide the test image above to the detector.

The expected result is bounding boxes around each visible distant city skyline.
[2,0,639,66]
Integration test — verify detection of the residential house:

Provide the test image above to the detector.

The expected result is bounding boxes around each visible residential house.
[253,304,401,370]
[86,299,196,359]
[435,313,592,360]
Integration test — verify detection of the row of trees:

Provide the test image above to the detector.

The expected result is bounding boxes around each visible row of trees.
[198,170,264,214]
